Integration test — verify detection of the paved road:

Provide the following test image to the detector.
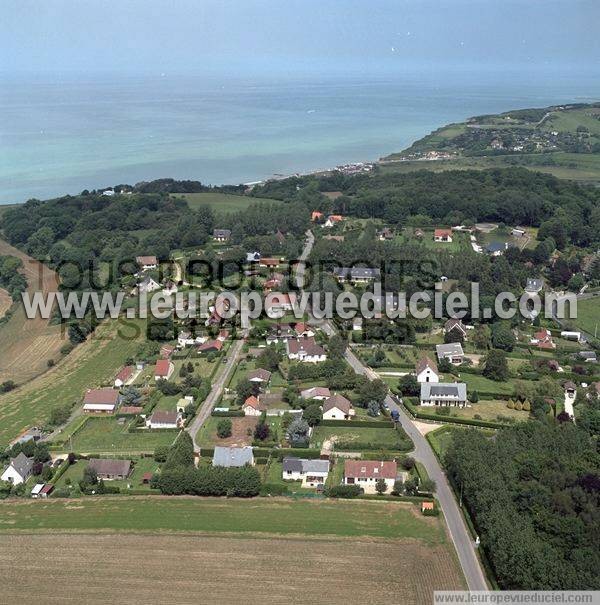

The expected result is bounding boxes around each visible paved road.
[297,231,487,590]
[186,338,245,452]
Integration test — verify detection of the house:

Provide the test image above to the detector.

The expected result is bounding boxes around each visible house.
[333,267,381,284]
[266,323,295,344]
[212,446,255,467]
[264,292,297,315]
[178,331,196,347]
[162,280,178,296]
[197,339,223,354]
[282,458,330,488]
[311,211,324,222]
[579,351,598,363]
[414,228,424,238]
[286,337,327,363]
[343,460,399,495]
[378,227,394,241]
[420,382,468,407]
[141,472,154,485]
[217,329,230,342]
[247,368,272,385]
[322,394,355,420]
[530,328,556,350]
[564,381,577,397]
[301,386,331,401]
[136,255,158,270]
[294,322,314,338]
[88,458,132,480]
[324,214,344,228]
[259,257,280,268]
[137,276,161,294]
[1,453,33,485]
[242,396,263,416]
[525,278,544,294]
[102,189,115,197]
[83,388,120,414]
[114,366,134,388]
[213,229,232,242]
[352,317,363,331]
[486,241,507,256]
[434,229,453,243]
[416,357,439,384]
[146,410,182,429]
[512,228,526,238]
[444,318,468,339]
[436,343,464,365]
[246,251,261,263]
[154,359,175,381]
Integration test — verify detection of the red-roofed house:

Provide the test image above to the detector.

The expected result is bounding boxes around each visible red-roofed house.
[83,388,120,414]
[311,211,324,222]
[242,396,262,416]
[160,344,175,359]
[530,328,556,350]
[259,257,280,268]
[135,255,158,270]
[114,366,134,388]
[285,337,326,363]
[154,359,174,381]
[343,460,400,494]
[197,340,223,354]
[324,215,344,228]
[265,292,298,315]
[434,229,453,243]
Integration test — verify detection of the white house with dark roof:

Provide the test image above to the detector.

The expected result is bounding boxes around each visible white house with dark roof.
[333,267,381,284]
[136,255,158,270]
[301,386,331,400]
[1,453,34,485]
[282,457,329,487]
[286,337,326,363]
[525,278,545,294]
[420,382,467,407]
[415,357,439,383]
[213,229,232,242]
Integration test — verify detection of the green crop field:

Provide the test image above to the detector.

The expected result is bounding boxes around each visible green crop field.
[0,497,445,542]
[0,319,146,449]
[172,192,281,213]
[54,416,178,455]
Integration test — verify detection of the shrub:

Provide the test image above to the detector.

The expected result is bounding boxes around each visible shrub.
[507,400,515,409]
[154,445,169,463]
[324,484,363,498]
[217,418,232,439]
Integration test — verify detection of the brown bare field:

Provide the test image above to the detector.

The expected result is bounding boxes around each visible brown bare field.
[0,288,11,319]
[0,237,65,385]
[0,533,464,604]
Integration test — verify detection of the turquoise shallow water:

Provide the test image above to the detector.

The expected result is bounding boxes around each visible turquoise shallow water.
[1,69,599,203]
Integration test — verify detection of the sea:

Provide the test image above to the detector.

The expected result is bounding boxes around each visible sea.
[1,67,599,204]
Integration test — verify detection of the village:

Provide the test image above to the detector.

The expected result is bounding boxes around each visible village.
[2,209,597,510]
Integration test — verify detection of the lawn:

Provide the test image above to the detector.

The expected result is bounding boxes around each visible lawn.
[53,416,178,455]
[54,457,160,493]
[0,319,146,449]
[0,497,445,542]
[172,192,281,213]
[459,372,520,396]
[573,296,600,337]
[441,400,527,423]
[310,424,410,451]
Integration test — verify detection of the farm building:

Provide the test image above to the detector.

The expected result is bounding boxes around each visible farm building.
[87,458,132,480]
[83,388,120,414]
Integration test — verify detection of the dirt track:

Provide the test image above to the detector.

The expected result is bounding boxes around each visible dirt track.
[0,533,464,604]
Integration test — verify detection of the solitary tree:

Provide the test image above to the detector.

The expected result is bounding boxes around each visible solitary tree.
[375,478,388,495]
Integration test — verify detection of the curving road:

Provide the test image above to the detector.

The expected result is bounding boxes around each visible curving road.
[297,229,488,591]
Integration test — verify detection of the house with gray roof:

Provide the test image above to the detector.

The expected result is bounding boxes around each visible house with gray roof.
[525,278,545,294]
[282,457,329,488]
[212,446,255,468]
[435,342,464,365]
[333,267,381,284]
[88,458,132,480]
[1,452,34,485]
[213,228,232,242]
[420,382,468,407]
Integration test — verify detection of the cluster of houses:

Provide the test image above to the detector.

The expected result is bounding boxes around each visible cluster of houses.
[311,211,344,228]
[415,356,468,407]
[210,446,405,494]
